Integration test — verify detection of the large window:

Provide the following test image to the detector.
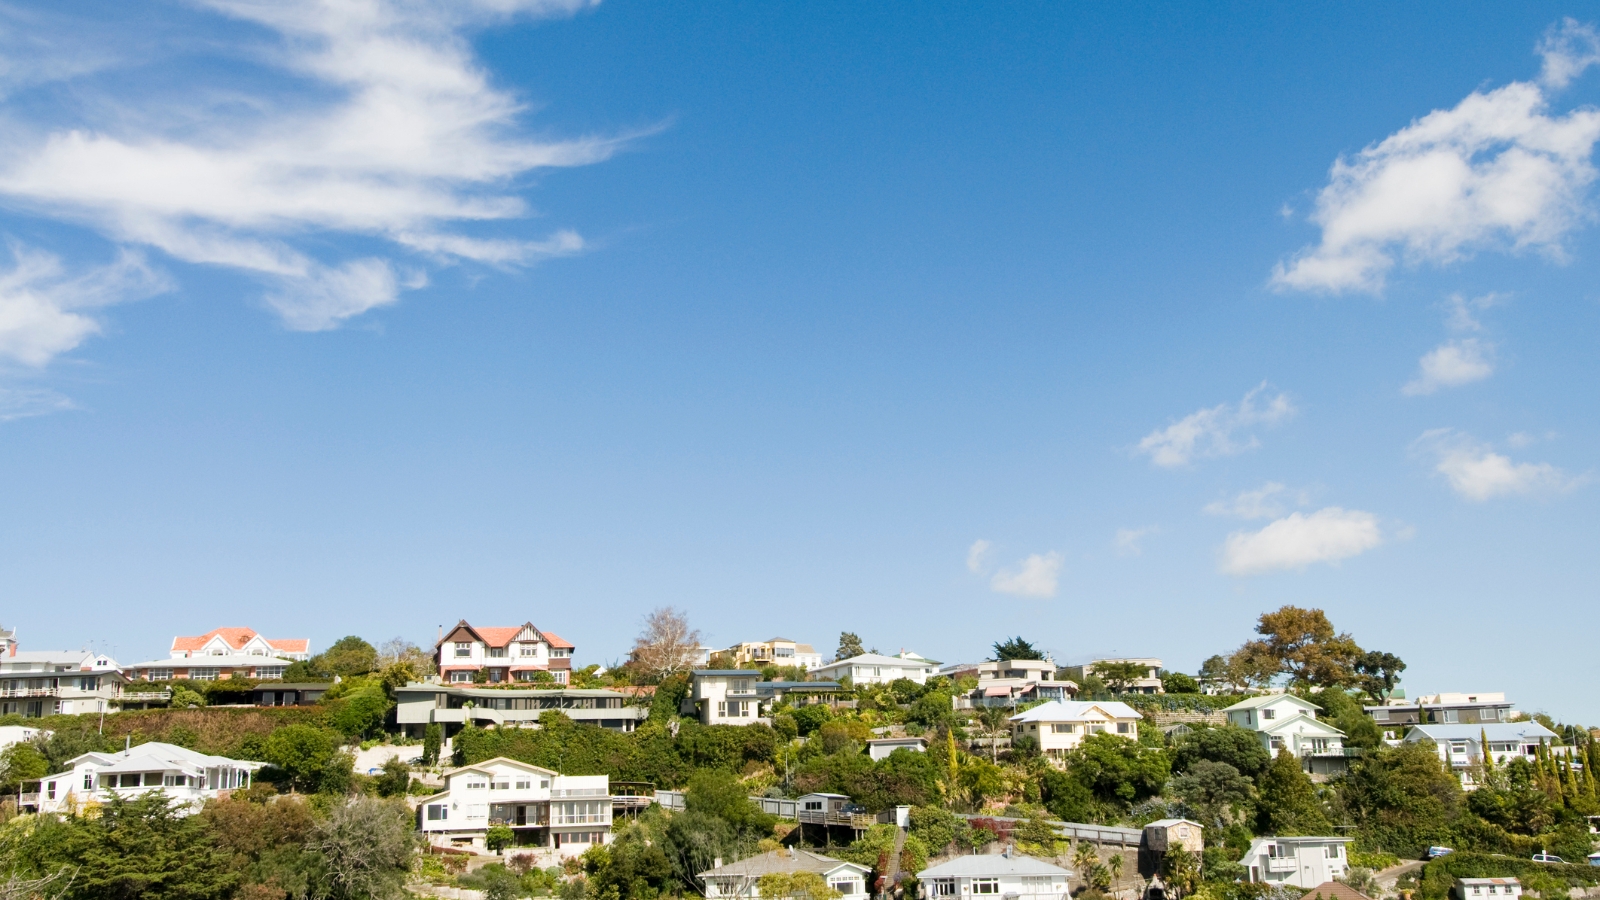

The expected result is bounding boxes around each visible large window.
[1116,722,1131,733]
[190,668,218,681]
[972,879,1000,895]
[488,647,507,658]
[256,667,285,679]
[831,882,856,895]
[929,880,957,897]
[519,643,539,657]
[427,804,448,821]
[454,642,472,658]
[1051,724,1076,733]
[146,668,173,681]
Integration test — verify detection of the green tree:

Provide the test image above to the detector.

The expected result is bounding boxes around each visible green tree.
[1352,651,1406,702]
[422,723,442,765]
[315,636,380,678]
[1256,749,1330,835]
[170,686,204,708]
[759,872,843,900]
[200,793,319,898]
[47,792,238,900]
[1096,661,1153,694]
[685,768,776,839]
[306,797,417,900]
[374,756,410,798]
[486,824,514,854]
[1170,760,1254,834]
[906,691,954,729]
[1171,725,1272,779]
[263,723,340,793]
[0,742,48,792]
[1064,733,1170,813]
[991,637,1042,661]
[836,633,865,661]
[1245,605,1364,688]
[1162,672,1201,694]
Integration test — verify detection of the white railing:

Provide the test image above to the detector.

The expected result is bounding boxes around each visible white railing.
[552,788,608,798]
[553,814,610,825]
[0,688,58,698]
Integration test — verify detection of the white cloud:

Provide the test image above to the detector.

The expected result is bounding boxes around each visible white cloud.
[1273,19,1600,293]
[0,386,74,420]
[1403,338,1495,395]
[1220,507,1383,576]
[0,0,625,333]
[1414,428,1584,500]
[1114,527,1158,557]
[990,552,1062,598]
[1204,482,1307,519]
[1137,383,1296,468]
[0,244,168,366]
[965,539,991,574]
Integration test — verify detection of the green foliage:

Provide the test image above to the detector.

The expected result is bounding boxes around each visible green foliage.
[790,703,832,736]
[0,742,47,791]
[1014,815,1062,854]
[486,824,515,854]
[200,792,320,898]
[327,678,394,740]
[1171,760,1254,835]
[461,863,526,900]
[835,823,928,884]
[906,691,954,729]
[758,871,842,900]
[991,636,1042,661]
[170,687,205,708]
[317,636,381,678]
[836,633,865,661]
[263,723,343,793]
[1162,672,1202,694]
[1333,742,1463,856]
[1311,688,1383,750]
[580,818,681,900]
[1171,725,1272,780]
[373,756,410,798]
[283,660,320,682]
[1054,732,1170,819]
[685,768,777,839]
[1417,853,1600,900]
[306,796,417,900]
[908,805,969,855]
[422,723,442,766]
[651,674,689,722]
[1256,749,1330,836]
[796,747,941,811]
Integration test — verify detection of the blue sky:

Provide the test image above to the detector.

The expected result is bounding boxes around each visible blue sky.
[1,2,1598,719]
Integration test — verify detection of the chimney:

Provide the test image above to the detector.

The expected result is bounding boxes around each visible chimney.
[713,858,723,869]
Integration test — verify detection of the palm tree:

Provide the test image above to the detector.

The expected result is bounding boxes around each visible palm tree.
[1108,854,1123,897]
[975,706,1011,762]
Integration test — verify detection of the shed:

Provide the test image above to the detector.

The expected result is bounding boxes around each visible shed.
[1454,878,1523,900]
[1143,819,1204,853]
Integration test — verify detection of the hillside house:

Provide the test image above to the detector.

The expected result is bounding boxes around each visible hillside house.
[1009,700,1142,764]
[0,639,125,718]
[394,683,647,737]
[809,652,941,686]
[36,741,262,815]
[1063,658,1165,694]
[700,849,870,899]
[917,851,1074,900]
[418,757,611,857]
[433,621,574,685]
[169,627,309,660]
[1239,836,1352,889]
[1403,722,1558,788]
[722,639,823,670]
[1366,692,1516,740]
[1224,695,1350,776]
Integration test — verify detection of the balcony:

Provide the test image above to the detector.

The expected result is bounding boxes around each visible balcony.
[551,788,608,798]
[0,687,59,698]
[1266,858,1297,874]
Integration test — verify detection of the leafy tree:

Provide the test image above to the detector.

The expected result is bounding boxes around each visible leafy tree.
[1171,726,1271,780]
[34,793,239,900]
[170,687,204,708]
[422,723,442,765]
[1311,688,1383,750]
[582,821,675,900]
[283,660,322,682]
[1163,848,1201,898]
[374,756,410,798]
[973,706,1011,762]
[1170,760,1254,834]
[262,723,340,793]
[0,742,47,792]
[685,768,777,840]
[1245,605,1364,688]
[1255,749,1330,835]
[906,691,954,729]
[1162,672,1201,694]
[1222,642,1278,692]
[1198,655,1230,685]
[1353,651,1406,702]
[1333,743,1463,856]
[836,632,865,661]
[790,703,832,736]
[317,636,380,678]
[1096,661,1152,694]
[991,636,1042,661]
[306,797,417,900]
[486,824,514,854]
[200,793,319,898]
[630,607,705,682]
[758,872,843,900]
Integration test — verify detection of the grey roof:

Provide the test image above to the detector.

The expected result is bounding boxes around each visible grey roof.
[1146,818,1203,829]
[699,849,865,879]
[814,653,945,670]
[397,683,629,699]
[918,853,1073,879]
[127,655,296,668]
[1223,694,1320,712]
[69,741,263,773]
[2,651,93,666]
[1406,722,1557,742]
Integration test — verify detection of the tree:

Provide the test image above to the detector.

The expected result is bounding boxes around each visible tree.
[628,607,704,683]
[316,636,380,678]
[1255,749,1331,835]
[836,632,865,661]
[486,824,514,854]
[1249,605,1364,688]
[1171,726,1272,780]
[1163,848,1200,898]
[991,636,1042,661]
[684,768,776,839]
[1353,650,1406,702]
[0,742,47,792]
[1170,760,1254,832]
[49,792,238,900]
[758,872,843,900]
[373,756,410,798]
[170,687,204,708]
[306,797,417,900]
[377,638,434,674]
[1198,655,1229,687]
[1096,661,1151,694]
[1162,672,1201,694]
[422,723,442,766]
[262,724,340,793]
[973,706,1011,762]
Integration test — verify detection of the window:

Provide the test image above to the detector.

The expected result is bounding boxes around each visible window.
[972,879,1000,895]
[427,804,448,821]
[553,670,568,684]
[1051,724,1077,733]
[831,881,856,895]
[1266,844,1287,859]
[256,667,284,679]
[804,801,823,811]
[1373,709,1389,722]
[147,668,172,680]
[1116,722,1131,734]
[519,643,539,657]
[732,679,751,692]
[1261,708,1276,720]
[454,642,472,658]
[717,701,727,717]
[930,880,957,897]
[83,772,93,790]
[492,780,510,790]
[190,668,219,681]
[1443,710,1459,723]
[467,781,488,790]
[1326,847,1339,859]
[489,647,507,658]
[46,781,55,800]
[776,647,794,658]
[78,677,98,690]
[541,779,550,788]
[516,780,531,789]
[450,670,473,683]
[550,648,570,658]
[1023,877,1056,891]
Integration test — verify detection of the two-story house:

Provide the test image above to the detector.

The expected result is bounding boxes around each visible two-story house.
[1366,692,1516,741]
[686,671,844,726]
[394,683,648,738]
[1009,700,1142,765]
[809,652,941,686]
[36,741,262,815]
[917,851,1074,900]
[1239,836,1352,889]
[1062,658,1165,694]
[0,638,125,719]
[722,639,823,671]
[125,626,309,682]
[418,757,611,857]
[953,659,1077,709]
[434,621,574,685]
[169,627,310,661]
[1402,722,1558,788]
[701,849,870,899]
[1223,695,1349,777]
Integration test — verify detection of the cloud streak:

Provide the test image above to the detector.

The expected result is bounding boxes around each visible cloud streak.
[1414,429,1585,500]
[1137,383,1296,468]
[990,552,1063,598]
[1220,507,1383,575]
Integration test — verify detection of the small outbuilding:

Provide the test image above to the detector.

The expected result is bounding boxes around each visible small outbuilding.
[1454,878,1523,900]
[866,737,927,761]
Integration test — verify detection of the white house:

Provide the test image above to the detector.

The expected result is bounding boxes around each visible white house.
[866,737,927,761]
[686,671,844,726]
[433,621,574,686]
[1455,879,1523,900]
[418,757,611,857]
[722,639,824,671]
[1223,695,1348,776]
[1064,658,1165,695]
[0,726,42,752]
[700,849,870,898]
[394,683,647,738]
[37,741,262,815]
[810,652,941,686]
[1009,700,1142,764]
[1403,722,1558,788]
[918,851,1073,900]
[0,646,126,719]
[1238,836,1351,888]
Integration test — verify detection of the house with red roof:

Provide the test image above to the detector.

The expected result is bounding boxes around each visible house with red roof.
[434,621,574,685]
[169,627,310,661]
[122,627,311,682]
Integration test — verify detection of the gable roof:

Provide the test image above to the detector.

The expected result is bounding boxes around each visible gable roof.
[1009,700,1142,723]
[1224,694,1321,713]
[172,627,260,653]
[1406,722,1557,742]
[436,621,572,650]
[816,653,943,670]
[918,853,1073,879]
[267,638,309,653]
[443,757,560,778]
[1258,712,1345,737]
[67,741,262,771]
[699,849,866,879]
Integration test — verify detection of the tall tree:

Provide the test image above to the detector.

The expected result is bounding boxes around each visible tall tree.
[1170,760,1254,833]
[991,636,1042,661]
[315,636,379,678]
[630,607,705,682]
[1095,661,1151,694]
[1255,749,1331,835]
[836,632,865,661]
[307,798,418,900]
[1353,650,1406,702]
[1248,605,1364,688]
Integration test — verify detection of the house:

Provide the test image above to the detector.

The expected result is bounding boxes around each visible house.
[953,659,1078,709]
[1063,658,1165,694]
[809,652,941,686]
[434,621,574,685]
[1402,722,1559,788]
[0,637,126,718]
[1143,819,1204,854]
[125,655,295,682]
[395,683,647,738]
[722,639,823,670]
[685,671,844,726]
[36,741,262,815]
[866,737,927,761]
[1009,700,1142,764]
[250,683,331,707]
[169,627,310,661]
[1238,836,1352,888]
[0,725,42,752]
[1223,695,1349,777]
[1455,880,1523,900]
[917,851,1074,899]
[1366,692,1516,740]
[418,757,611,857]
[700,849,870,898]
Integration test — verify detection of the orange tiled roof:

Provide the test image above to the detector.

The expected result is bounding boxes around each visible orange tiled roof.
[542,631,573,649]
[1301,883,1374,900]
[267,638,309,653]
[475,627,523,647]
[172,627,259,652]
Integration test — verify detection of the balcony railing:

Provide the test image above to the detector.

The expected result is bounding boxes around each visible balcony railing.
[1266,858,1297,874]
[0,687,58,698]
[551,788,608,798]
[553,814,610,825]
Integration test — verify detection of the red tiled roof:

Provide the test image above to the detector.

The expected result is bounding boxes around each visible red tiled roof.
[475,628,522,647]
[172,627,258,652]
[543,631,573,649]
[1301,884,1374,900]
[267,638,309,653]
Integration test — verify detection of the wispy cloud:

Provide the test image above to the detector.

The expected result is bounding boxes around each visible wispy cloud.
[965,539,992,574]
[1220,507,1383,576]
[0,0,625,338]
[1413,428,1585,500]
[1136,383,1296,468]
[990,552,1063,598]
[1204,482,1309,519]
[1273,19,1600,293]
[0,386,74,421]
[0,244,168,366]
[1404,293,1501,396]
[1114,527,1158,557]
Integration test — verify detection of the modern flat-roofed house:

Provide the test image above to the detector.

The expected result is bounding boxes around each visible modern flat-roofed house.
[418,757,611,857]
[686,671,844,726]
[394,683,647,738]
[1403,722,1558,788]
[36,741,262,815]
[1010,700,1142,764]
[434,621,574,685]
[1366,692,1515,741]
[918,851,1073,900]
[723,639,823,670]
[0,635,126,718]
[1239,836,1352,888]
[1062,658,1165,694]
[956,659,1078,709]
[701,849,870,898]
[1224,695,1350,777]
[810,652,941,686]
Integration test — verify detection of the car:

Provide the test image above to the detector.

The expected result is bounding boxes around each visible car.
[1423,847,1454,860]
[1532,854,1565,864]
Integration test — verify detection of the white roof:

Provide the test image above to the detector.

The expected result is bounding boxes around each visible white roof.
[814,653,941,671]
[1223,694,1321,713]
[129,655,296,668]
[918,853,1073,879]
[444,757,561,778]
[1257,712,1345,737]
[1009,700,1141,723]
[68,741,262,773]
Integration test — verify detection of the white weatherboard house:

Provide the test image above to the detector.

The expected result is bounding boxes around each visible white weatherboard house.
[1238,836,1351,888]
[809,652,941,686]
[1223,695,1348,776]
[700,849,870,898]
[1009,700,1142,764]
[36,741,262,815]
[1455,878,1524,900]
[918,851,1073,900]
[1403,722,1559,788]
[419,757,611,857]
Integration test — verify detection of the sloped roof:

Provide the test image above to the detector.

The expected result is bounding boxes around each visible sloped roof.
[1009,700,1142,723]
[1301,882,1374,900]
[543,631,573,649]
[128,655,295,668]
[700,849,865,879]
[1407,722,1557,742]
[266,638,309,653]
[815,653,944,670]
[172,627,259,652]
[67,741,262,771]
[918,853,1073,879]
[475,628,523,647]
[443,756,560,778]
[1258,712,1345,737]
[1223,694,1320,713]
